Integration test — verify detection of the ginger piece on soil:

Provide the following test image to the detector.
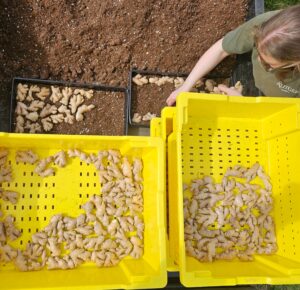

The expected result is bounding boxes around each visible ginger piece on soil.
[74,89,94,99]
[174,77,185,88]
[34,156,54,177]
[50,86,63,103]
[149,77,159,83]
[58,105,75,124]
[142,112,156,121]
[28,100,45,112]
[16,83,29,101]
[27,85,40,101]
[0,189,19,204]
[26,112,39,122]
[16,150,38,164]
[133,74,148,86]
[73,89,86,96]
[132,113,142,123]
[64,113,75,124]
[15,115,25,133]
[53,151,67,167]
[36,87,50,100]
[69,94,84,114]
[40,104,57,118]
[60,87,73,105]
[15,118,24,129]
[166,76,175,84]
[155,76,174,86]
[50,114,64,124]
[194,79,204,88]
[25,121,42,133]
[41,117,53,132]
[234,81,243,94]
[15,102,28,115]
[75,104,95,121]
[205,79,217,92]
[58,104,68,113]
[162,76,174,84]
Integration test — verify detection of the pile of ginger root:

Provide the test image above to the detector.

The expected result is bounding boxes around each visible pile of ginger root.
[0,147,145,271]
[15,83,95,133]
[184,162,277,262]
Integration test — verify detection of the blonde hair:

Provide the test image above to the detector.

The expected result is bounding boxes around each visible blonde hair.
[254,4,300,62]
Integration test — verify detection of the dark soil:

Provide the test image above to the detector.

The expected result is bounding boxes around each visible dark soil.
[12,83,126,135]
[132,82,175,126]
[0,0,249,131]
[131,76,231,126]
[53,91,126,136]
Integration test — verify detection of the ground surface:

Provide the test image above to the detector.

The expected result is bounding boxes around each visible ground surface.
[0,0,248,131]
[53,91,126,135]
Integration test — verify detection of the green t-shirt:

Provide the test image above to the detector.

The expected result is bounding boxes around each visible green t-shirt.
[222,11,300,97]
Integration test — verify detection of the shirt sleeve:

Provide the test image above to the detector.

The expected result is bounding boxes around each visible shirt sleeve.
[222,11,279,54]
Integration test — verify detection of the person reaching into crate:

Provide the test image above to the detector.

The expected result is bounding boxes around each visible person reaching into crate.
[166,4,300,106]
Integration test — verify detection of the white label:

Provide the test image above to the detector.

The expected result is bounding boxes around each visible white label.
[276,81,299,94]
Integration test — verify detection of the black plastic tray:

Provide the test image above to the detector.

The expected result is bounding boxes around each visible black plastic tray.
[128,68,230,128]
[10,77,129,135]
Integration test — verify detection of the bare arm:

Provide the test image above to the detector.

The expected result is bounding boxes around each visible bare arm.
[166,38,231,106]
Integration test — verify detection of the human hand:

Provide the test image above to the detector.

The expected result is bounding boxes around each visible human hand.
[166,87,186,106]
[217,84,242,96]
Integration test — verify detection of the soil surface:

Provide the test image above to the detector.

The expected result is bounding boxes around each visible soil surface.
[13,83,126,135]
[0,0,249,131]
[132,82,175,126]
[54,91,126,135]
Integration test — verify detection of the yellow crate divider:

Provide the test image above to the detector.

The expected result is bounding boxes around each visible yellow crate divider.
[150,118,162,138]
[171,93,300,287]
[0,132,167,290]
[151,107,179,272]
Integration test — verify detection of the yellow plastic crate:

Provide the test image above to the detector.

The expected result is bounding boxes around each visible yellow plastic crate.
[150,118,162,139]
[169,93,300,287]
[0,132,167,290]
[150,108,175,144]
[150,108,178,272]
